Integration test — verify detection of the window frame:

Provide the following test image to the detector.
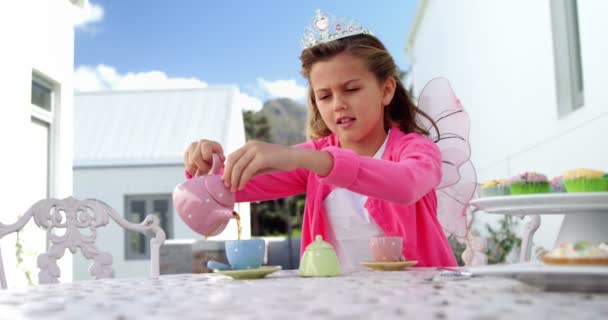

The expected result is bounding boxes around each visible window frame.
[30,72,57,198]
[124,194,173,260]
[550,0,585,117]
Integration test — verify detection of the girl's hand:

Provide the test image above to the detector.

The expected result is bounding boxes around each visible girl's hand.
[223,141,299,192]
[183,139,225,177]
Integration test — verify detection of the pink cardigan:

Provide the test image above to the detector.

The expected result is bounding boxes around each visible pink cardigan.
[235,128,457,267]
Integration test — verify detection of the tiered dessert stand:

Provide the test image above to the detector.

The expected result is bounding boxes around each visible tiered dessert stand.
[469,192,608,262]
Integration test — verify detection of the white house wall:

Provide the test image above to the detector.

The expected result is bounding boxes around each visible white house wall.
[407,0,608,250]
[0,0,76,287]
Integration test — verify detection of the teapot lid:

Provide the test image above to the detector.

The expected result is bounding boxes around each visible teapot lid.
[203,154,235,207]
[305,235,334,251]
[204,175,235,207]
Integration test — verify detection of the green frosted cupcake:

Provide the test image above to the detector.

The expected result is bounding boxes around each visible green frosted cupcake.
[480,179,511,197]
[563,169,607,192]
[509,172,551,195]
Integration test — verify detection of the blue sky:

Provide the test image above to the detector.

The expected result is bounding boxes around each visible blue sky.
[74,0,418,111]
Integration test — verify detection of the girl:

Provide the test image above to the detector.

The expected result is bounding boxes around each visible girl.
[184,11,458,268]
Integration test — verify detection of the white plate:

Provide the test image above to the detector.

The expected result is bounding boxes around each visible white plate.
[469,192,608,215]
[469,262,608,292]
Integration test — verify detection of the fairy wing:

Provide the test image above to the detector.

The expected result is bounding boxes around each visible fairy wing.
[416,78,477,238]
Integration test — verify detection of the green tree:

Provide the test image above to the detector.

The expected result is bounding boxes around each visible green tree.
[398,67,409,81]
[243,110,272,143]
[447,235,467,266]
[485,216,522,264]
[242,110,305,237]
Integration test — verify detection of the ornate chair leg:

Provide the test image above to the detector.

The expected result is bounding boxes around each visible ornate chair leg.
[519,215,541,262]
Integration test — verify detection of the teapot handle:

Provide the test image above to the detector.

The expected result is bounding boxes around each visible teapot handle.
[192,153,222,177]
[210,153,221,175]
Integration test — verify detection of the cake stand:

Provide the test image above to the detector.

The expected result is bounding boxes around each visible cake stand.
[469,192,608,262]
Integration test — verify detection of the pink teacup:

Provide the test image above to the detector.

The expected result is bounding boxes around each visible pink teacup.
[369,236,403,262]
[173,154,235,237]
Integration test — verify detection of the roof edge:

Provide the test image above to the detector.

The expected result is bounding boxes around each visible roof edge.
[74,159,184,169]
[74,85,240,96]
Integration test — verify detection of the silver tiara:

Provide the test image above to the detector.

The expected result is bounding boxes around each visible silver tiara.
[301,9,372,49]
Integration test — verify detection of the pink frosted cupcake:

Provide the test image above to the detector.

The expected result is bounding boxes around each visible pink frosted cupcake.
[509,172,550,195]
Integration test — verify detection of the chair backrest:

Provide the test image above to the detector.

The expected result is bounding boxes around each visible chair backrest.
[0,197,166,289]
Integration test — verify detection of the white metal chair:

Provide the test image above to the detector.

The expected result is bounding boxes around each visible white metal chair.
[0,197,166,289]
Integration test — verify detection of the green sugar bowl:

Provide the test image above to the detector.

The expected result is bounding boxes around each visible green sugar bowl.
[298,235,341,277]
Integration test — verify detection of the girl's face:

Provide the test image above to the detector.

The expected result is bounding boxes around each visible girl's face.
[310,52,395,154]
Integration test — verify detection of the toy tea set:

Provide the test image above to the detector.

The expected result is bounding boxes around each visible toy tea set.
[173,154,417,279]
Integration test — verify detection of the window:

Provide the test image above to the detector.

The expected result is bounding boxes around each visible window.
[30,73,56,198]
[30,118,51,199]
[550,0,584,117]
[31,80,53,111]
[125,195,173,260]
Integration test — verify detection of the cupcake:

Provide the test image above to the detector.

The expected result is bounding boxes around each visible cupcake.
[550,176,566,193]
[508,172,550,195]
[563,168,607,192]
[480,179,510,197]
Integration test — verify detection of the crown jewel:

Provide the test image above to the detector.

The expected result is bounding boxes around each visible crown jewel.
[301,9,371,49]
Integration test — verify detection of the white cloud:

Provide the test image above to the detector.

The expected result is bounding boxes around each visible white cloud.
[74,64,264,111]
[257,78,307,100]
[74,64,208,91]
[236,92,264,112]
[74,1,104,28]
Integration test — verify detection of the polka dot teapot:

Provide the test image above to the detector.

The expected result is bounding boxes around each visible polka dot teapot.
[173,154,236,237]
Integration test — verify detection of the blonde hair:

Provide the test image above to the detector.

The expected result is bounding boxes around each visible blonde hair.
[300,34,435,139]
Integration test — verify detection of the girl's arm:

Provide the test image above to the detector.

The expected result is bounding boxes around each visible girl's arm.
[185,141,324,203]
[232,141,320,203]
[318,133,442,205]
[234,167,308,203]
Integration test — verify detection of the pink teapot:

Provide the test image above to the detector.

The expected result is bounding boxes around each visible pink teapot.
[173,154,236,237]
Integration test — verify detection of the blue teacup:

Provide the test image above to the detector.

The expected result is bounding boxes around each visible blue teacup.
[207,239,265,271]
[226,239,265,270]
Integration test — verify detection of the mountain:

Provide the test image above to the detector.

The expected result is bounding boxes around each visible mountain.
[258,98,307,145]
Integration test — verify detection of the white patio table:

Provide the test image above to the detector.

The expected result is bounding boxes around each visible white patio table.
[1,269,606,320]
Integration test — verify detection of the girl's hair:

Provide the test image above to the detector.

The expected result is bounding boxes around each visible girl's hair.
[300,33,437,139]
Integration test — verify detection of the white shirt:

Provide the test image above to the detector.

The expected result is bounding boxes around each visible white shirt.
[323,130,390,272]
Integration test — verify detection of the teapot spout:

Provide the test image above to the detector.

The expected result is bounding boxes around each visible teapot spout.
[207,222,230,237]
[203,209,236,237]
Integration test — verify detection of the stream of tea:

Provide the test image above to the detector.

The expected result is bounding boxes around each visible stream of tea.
[233,211,242,240]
